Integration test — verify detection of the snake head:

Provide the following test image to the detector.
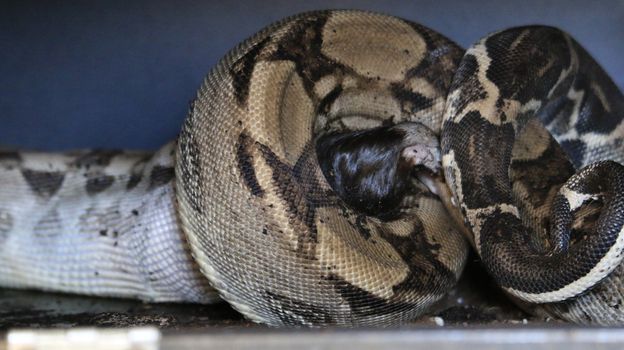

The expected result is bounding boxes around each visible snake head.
[316,122,441,219]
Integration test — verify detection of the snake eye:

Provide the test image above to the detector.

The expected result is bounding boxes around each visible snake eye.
[316,122,439,219]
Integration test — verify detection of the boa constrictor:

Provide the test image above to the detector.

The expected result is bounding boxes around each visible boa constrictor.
[1,10,623,327]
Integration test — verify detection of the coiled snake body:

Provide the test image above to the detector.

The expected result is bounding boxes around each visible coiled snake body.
[1,10,623,327]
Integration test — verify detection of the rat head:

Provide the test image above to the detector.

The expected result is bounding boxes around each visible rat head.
[316,122,441,219]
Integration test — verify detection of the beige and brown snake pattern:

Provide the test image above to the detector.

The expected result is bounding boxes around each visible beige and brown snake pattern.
[0,10,623,327]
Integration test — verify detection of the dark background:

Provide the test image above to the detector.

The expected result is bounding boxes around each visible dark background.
[2,0,623,150]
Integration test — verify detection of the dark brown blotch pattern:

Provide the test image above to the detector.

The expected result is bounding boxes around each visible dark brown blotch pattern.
[230,36,272,106]
[265,290,334,326]
[236,133,264,197]
[510,137,575,209]
[86,175,115,195]
[73,150,123,170]
[21,169,65,199]
[149,165,175,189]
[177,116,204,214]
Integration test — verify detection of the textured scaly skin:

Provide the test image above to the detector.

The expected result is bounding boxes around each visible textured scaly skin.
[0,142,216,303]
[0,11,623,327]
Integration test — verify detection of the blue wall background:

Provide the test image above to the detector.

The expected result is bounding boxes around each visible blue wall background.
[2,0,623,150]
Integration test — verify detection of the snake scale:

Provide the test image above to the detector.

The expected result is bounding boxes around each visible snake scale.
[1,10,623,327]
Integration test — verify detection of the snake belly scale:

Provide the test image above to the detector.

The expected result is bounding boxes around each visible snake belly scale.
[0,10,623,327]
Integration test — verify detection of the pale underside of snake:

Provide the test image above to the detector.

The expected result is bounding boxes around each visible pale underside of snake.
[1,10,623,327]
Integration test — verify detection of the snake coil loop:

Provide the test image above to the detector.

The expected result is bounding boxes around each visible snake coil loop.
[0,10,623,327]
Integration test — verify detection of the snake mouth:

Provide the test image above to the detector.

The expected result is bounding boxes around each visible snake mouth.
[411,166,444,195]
[398,123,445,197]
